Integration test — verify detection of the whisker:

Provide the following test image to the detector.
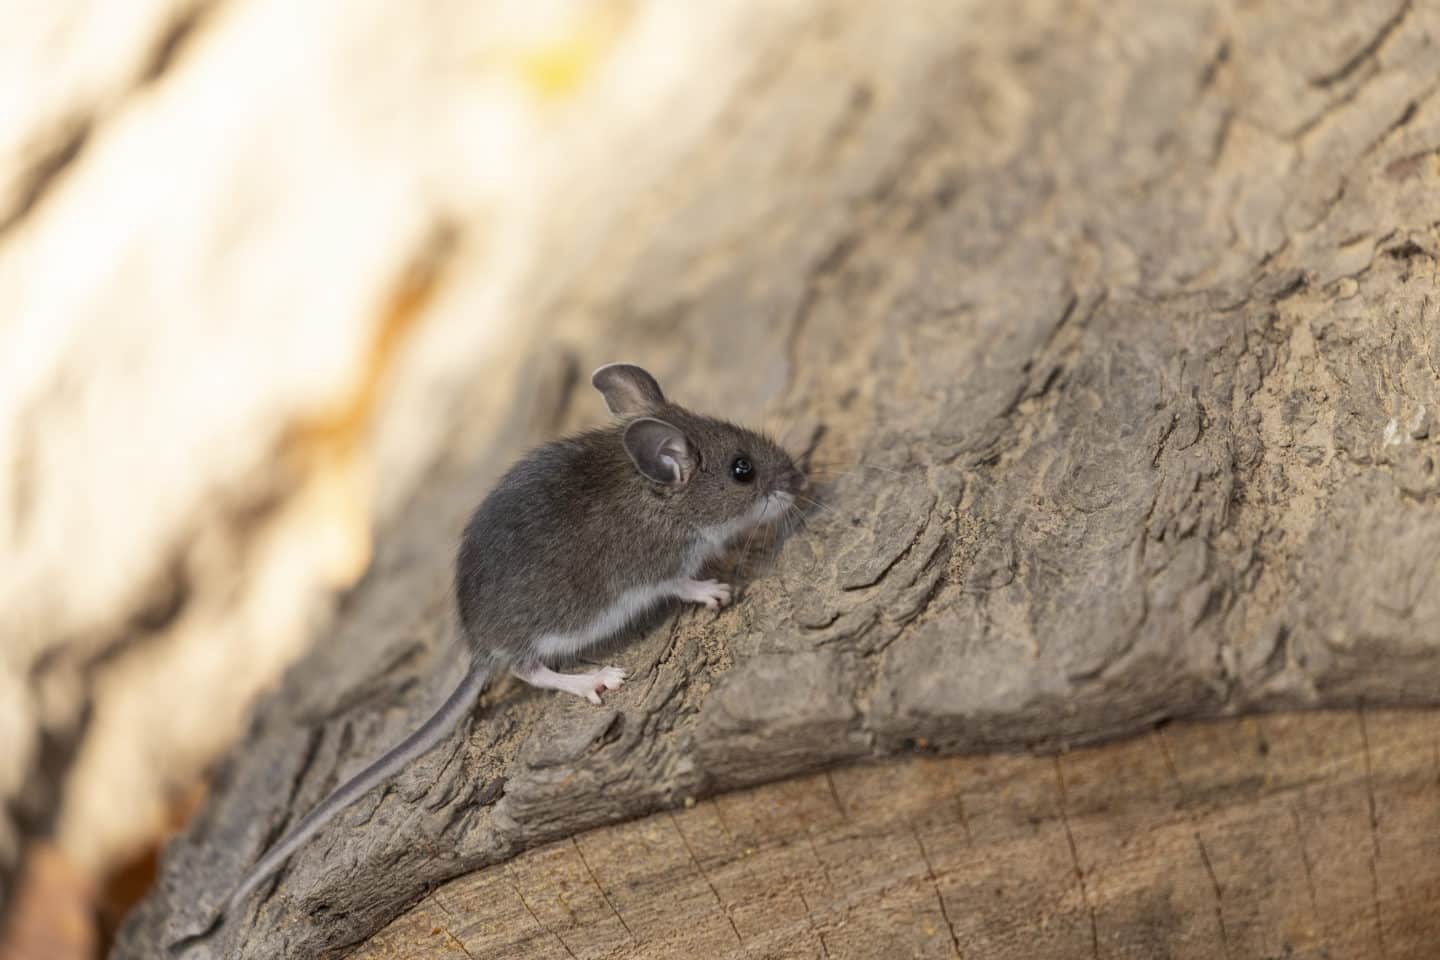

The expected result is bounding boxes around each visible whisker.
[807,462,911,480]
[781,509,805,541]
[735,513,763,580]
[780,505,824,576]
[783,503,813,534]
[793,494,840,519]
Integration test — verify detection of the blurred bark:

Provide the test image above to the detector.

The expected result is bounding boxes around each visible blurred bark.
[29,0,1440,956]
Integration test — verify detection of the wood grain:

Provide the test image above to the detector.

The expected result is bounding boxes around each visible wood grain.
[353,708,1440,959]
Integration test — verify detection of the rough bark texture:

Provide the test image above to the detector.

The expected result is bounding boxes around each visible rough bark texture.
[112,0,1440,957]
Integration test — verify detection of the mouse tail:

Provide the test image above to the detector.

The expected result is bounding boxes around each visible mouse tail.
[168,657,495,955]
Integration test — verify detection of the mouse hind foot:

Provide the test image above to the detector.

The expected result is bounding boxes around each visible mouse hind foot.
[516,663,626,706]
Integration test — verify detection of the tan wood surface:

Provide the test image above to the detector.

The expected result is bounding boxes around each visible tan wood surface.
[352,708,1439,959]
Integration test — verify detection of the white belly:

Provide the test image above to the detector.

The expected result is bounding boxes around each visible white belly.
[532,494,788,662]
[533,577,689,661]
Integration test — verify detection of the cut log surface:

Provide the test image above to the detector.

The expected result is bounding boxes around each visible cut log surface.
[349,709,1439,960]
[113,0,1440,957]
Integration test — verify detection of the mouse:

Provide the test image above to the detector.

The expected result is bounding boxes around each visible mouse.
[170,362,804,953]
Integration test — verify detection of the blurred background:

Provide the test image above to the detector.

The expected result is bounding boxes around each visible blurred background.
[0,1,805,954]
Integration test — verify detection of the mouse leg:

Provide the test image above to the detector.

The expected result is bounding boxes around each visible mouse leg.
[676,578,732,610]
[514,663,626,705]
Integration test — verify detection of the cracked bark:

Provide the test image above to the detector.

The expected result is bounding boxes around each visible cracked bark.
[1052,756,1100,960]
[88,0,1440,957]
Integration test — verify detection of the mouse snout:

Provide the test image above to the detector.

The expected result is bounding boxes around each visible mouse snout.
[775,462,806,496]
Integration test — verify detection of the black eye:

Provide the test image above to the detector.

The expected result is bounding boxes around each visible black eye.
[730,456,755,483]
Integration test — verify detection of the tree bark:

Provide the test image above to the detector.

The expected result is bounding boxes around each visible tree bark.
[113,0,1440,957]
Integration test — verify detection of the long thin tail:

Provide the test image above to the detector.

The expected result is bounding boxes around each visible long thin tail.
[169,658,493,955]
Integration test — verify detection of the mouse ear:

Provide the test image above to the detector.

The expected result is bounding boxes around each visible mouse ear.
[592,363,666,415]
[623,417,696,486]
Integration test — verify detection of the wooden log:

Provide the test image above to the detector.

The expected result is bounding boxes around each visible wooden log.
[351,709,1440,960]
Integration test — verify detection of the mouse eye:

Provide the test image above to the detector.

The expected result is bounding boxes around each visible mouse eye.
[730,456,755,483]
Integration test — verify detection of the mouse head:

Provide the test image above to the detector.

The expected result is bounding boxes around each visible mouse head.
[592,363,805,533]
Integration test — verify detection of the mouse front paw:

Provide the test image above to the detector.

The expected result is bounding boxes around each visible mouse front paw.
[677,578,733,611]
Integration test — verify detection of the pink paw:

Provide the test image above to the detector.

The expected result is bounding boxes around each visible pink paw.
[584,666,627,705]
[679,579,733,611]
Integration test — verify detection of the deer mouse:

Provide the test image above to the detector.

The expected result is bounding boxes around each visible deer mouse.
[171,363,804,953]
